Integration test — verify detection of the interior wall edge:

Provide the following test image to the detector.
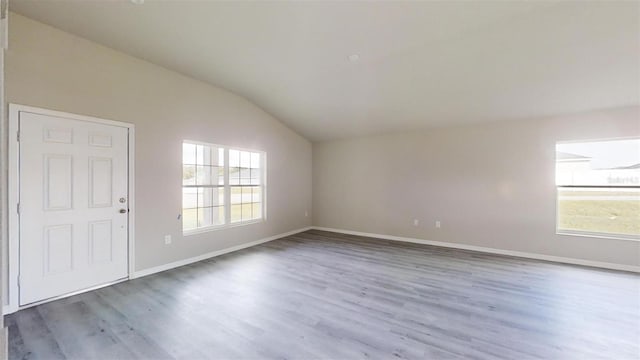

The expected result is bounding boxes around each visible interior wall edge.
[312,227,640,273]
[131,226,313,279]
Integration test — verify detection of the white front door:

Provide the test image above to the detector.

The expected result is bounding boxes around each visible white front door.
[19,111,129,306]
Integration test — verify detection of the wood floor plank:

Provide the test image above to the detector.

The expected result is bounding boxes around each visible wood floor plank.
[6,230,640,359]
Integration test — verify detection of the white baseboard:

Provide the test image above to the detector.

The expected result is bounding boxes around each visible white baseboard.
[131,226,313,279]
[5,225,634,316]
[2,227,312,315]
[311,226,640,273]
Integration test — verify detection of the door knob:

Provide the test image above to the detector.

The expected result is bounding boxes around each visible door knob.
[119,209,127,214]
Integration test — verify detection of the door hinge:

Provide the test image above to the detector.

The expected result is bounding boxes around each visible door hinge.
[16,203,20,214]
[16,131,19,142]
[17,276,20,288]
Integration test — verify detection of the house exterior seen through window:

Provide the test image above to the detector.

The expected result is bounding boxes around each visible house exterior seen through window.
[182,141,265,234]
[556,138,640,239]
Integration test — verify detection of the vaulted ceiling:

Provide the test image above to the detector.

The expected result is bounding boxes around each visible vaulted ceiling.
[11,1,640,141]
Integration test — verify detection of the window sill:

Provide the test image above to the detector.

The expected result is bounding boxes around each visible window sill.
[228,219,264,228]
[557,230,640,242]
[183,219,265,237]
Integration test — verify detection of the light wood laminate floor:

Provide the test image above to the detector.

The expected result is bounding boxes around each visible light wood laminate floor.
[6,230,640,359]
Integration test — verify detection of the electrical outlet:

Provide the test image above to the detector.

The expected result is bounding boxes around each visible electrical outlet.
[435,221,441,228]
[164,235,172,245]
[413,219,419,226]
[305,210,309,217]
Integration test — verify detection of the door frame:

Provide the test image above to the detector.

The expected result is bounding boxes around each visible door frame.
[6,103,136,314]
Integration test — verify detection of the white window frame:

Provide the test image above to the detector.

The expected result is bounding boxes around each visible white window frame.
[555,137,640,242]
[182,140,266,236]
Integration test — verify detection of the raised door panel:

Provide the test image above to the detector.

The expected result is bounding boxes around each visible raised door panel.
[88,157,113,208]
[88,133,112,148]
[43,127,73,144]
[89,220,113,265]
[44,224,74,275]
[43,154,73,211]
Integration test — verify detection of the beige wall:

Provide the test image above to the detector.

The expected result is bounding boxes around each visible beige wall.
[4,13,312,288]
[3,13,638,312]
[313,106,640,267]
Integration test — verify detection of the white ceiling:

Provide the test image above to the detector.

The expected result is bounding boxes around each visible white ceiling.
[11,1,640,141]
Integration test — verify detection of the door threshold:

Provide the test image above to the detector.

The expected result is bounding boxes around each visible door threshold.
[10,277,129,314]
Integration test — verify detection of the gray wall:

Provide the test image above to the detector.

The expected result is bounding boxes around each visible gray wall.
[313,106,640,267]
[4,13,312,291]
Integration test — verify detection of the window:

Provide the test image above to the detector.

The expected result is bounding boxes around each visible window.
[229,149,263,223]
[556,138,640,239]
[183,141,265,233]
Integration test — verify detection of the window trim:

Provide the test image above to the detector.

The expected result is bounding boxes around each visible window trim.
[182,140,266,235]
[555,137,640,241]
[556,229,640,242]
